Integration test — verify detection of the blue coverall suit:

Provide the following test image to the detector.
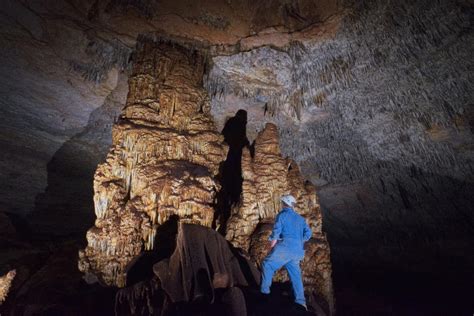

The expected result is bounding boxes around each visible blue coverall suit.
[260,207,312,306]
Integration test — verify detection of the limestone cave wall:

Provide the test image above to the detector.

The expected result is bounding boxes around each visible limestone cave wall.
[206,2,474,312]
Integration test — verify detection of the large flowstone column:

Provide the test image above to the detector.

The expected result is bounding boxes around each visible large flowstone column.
[78,40,227,287]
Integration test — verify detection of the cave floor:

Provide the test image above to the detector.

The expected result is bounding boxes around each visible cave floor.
[2,225,473,315]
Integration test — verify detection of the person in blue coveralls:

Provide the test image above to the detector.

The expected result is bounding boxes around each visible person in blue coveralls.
[260,194,312,310]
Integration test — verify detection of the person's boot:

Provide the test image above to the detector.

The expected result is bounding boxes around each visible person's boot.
[293,302,308,312]
[260,292,271,304]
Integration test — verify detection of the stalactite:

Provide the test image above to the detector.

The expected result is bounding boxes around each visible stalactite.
[69,36,132,83]
[0,270,16,305]
[205,0,472,186]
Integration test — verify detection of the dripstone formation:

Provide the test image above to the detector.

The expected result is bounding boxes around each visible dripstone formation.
[0,270,16,305]
[226,123,334,313]
[78,38,334,314]
[78,40,227,287]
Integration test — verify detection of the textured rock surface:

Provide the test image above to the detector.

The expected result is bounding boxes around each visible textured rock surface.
[153,223,259,304]
[0,0,129,219]
[0,270,16,305]
[78,40,227,287]
[226,123,333,314]
[78,38,334,313]
[0,0,339,221]
[207,1,474,313]
[1,0,473,314]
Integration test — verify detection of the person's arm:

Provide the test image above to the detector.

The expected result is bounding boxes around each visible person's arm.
[303,220,312,242]
[268,213,284,247]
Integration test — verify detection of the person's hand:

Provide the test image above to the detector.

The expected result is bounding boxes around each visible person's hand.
[268,239,277,250]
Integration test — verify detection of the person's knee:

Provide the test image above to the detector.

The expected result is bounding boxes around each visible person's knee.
[285,261,300,272]
[262,257,275,270]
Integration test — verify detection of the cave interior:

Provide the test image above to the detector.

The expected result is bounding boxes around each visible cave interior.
[0,0,473,315]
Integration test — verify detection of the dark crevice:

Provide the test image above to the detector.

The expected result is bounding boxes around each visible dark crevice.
[126,215,180,286]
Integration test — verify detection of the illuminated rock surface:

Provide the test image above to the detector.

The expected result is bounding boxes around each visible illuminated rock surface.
[77,38,334,314]
[78,40,227,287]
[153,224,259,305]
[0,270,16,305]
[227,123,333,313]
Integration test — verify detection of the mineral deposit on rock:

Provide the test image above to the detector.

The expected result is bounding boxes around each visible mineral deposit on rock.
[78,40,227,287]
[78,36,333,314]
[0,269,16,305]
[226,123,334,314]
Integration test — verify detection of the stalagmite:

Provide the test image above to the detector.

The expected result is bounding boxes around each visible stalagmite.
[0,269,16,305]
[226,123,334,314]
[78,39,227,287]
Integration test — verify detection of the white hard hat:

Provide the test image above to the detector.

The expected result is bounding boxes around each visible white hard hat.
[280,195,296,207]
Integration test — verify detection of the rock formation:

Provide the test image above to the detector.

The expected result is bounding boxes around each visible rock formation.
[153,223,259,305]
[0,269,16,305]
[77,36,334,313]
[78,40,227,287]
[1,0,473,314]
[226,123,334,314]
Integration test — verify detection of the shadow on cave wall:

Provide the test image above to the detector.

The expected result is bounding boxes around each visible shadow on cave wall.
[2,75,134,315]
[29,93,122,240]
[2,99,122,314]
[213,109,249,233]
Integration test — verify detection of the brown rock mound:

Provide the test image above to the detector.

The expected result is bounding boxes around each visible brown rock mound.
[153,223,259,304]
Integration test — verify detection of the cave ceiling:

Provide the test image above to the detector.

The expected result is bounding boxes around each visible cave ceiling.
[0,0,342,217]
